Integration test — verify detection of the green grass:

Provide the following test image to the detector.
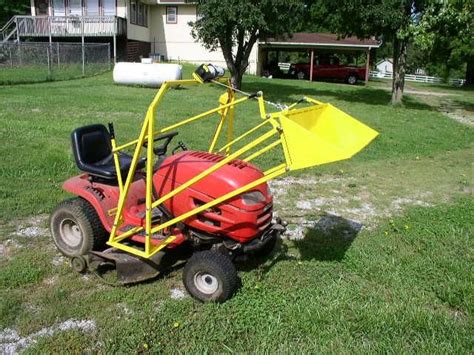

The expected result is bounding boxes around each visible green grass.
[0,63,110,85]
[0,65,472,352]
[0,66,472,220]
[1,199,472,353]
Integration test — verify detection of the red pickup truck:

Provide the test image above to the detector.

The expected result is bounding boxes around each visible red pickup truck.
[289,56,366,84]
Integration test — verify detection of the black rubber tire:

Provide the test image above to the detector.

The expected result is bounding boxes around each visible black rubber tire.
[50,197,108,257]
[296,71,307,80]
[346,74,358,85]
[71,255,88,273]
[183,250,238,303]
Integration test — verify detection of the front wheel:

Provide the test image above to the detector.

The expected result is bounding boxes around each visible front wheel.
[183,250,238,302]
[50,198,108,257]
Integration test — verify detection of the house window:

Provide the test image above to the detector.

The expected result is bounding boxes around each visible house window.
[130,1,148,27]
[87,0,100,15]
[103,0,116,16]
[53,0,66,15]
[137,2,143,24]
[69,0,83,16]
[143,4,148,26]
[166,6,177,24]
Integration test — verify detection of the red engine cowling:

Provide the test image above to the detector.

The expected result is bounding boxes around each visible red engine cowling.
[153,151,273,243]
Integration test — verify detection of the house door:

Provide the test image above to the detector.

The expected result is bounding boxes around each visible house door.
[35,0,49,15]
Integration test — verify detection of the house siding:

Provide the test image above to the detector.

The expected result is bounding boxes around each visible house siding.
[149,5,224,65]
[148,4,258,74]
[26,1,259,74]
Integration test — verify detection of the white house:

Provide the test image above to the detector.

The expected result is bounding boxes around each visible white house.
[376,58,393,73]
[3,0,258,73]
[1,1,379,77]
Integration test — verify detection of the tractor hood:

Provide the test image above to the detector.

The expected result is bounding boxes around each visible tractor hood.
[153,150,270,210]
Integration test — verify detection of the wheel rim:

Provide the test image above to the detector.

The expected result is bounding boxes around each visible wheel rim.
[297,72,305,80]
[59,218,82,248]
[194,272,219,294]
[71,256,86,272]
[348,76,356,84]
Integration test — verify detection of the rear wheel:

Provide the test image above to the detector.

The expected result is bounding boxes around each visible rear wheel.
[183,250,238,302]
[346,74,358,85]
[50,198,107,257]
[296,71,307,80]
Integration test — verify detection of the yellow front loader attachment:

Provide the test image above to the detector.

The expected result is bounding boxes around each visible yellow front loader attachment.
[277,98,379,170]
[107,74,379,259]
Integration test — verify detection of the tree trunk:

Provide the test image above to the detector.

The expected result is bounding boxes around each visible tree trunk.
[466,59,474,85]
[230,71,243,90]
[220,42,244,90]
[218,30,258,90]
[391,36,408,105]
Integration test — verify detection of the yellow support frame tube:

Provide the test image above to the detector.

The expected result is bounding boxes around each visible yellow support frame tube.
[244,139,281,163]
[218,119,270,153]
[150,166,286,235]
[109,81,171,244]
[113,96,248,153]
[110,138,124,194]
[209,89,234,153]
[151,129,277,210]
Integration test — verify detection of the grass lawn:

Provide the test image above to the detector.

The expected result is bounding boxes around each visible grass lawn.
[0,63,110,85]
[0,66,472,353]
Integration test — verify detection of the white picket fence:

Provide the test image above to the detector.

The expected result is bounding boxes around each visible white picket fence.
[370,71,465,86]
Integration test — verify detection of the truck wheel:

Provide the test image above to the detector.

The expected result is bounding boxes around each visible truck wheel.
[346,74,358,85]
[296,71,307,80]
[50,198,108,257]
[183,250,238,302]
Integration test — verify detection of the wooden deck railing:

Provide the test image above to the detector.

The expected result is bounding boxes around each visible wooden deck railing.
[15,16,126,38]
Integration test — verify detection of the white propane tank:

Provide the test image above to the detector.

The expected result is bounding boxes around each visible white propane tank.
[113,62,182,87]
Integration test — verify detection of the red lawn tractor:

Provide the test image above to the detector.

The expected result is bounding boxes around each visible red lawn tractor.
[50,64,378,302]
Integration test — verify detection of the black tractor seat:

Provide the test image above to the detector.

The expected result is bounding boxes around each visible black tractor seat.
[71,124,145,181]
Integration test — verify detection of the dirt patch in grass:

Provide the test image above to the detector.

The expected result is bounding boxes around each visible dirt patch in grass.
[170,288,186,300]
[0,240,22,260]
[272,147,473,238]
[0,319,96,354]
[14,214,49,239]
[415,93,474,127]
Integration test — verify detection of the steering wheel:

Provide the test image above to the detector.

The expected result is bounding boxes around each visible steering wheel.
[142,131,178,156]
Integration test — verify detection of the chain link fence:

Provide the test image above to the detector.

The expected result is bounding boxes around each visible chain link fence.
[0,42,111,84]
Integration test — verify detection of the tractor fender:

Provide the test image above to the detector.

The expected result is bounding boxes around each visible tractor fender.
[62,175,117,232]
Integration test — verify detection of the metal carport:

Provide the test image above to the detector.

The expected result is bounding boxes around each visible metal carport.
[258,32,381,84]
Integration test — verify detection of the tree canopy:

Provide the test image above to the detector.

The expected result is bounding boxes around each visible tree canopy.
[0,0,29,24]
[190,0,305,89]
[414,0,473,84]
[307,0,428,104]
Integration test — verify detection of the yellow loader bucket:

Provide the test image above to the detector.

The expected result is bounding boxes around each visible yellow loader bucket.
[278,103,379,171]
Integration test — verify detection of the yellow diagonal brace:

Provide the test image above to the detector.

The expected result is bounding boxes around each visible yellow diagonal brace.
[150,165,287,235]
[244,139,281,163]
[218,119,270,153]
[151,129,277,210]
